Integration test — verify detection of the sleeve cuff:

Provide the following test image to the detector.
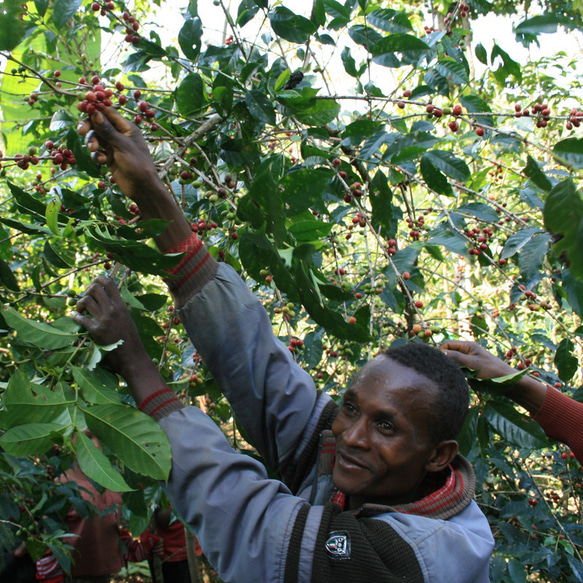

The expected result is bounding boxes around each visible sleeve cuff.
[139,388,185,421]
[164,233,219,308]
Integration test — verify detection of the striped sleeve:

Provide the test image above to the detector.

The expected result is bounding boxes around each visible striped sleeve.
[163,233,218,308]
[139,388,184,421]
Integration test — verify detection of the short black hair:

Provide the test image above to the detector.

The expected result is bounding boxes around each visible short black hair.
[382,341,469,444]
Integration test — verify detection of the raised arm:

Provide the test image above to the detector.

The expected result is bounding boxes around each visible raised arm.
[79,107,191,251]
[440,340,547,415]
[441,340,583,463]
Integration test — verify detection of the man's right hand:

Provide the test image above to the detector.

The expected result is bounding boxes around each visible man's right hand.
[79,107,162,200]
[79,107,193,251]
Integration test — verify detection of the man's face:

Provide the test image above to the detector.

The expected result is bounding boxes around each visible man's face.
[331,355,440,506]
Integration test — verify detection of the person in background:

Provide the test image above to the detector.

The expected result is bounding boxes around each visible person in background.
[441,340,583,463]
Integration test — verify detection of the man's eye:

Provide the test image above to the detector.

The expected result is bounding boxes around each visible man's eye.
[377,420,393,432]
[342,401,357,414]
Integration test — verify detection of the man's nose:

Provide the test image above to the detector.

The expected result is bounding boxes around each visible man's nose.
[341,417,370,448]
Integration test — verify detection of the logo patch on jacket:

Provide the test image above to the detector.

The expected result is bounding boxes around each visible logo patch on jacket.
[325,531,351,560]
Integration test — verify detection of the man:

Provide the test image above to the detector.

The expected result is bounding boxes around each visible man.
[72,107,494,582]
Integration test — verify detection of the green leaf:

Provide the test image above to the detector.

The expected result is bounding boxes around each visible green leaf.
[341,46,359,78]
[544,179,583,280]
[0,257,19,291]
[435,57,469,85]
[555,338,578,382]
[295,264,372,342]
[0,375,73,429]
[3,306,77,350]
[371,34,433,68]
[421,155,452,195]
[483,401,550,449]
[501,227,543,260]
[475,43,488,65]
[274,69,291,91]
[422,150,470,183]
[176,73,207,118]
[83,404,172,480]
[0,423,66,456]
[491,44,522,85]
[523,155,552,192]
[52,0,82,28]
[518,233,550,281]
[178,17,203,60]
[294,99,340,126]
[348,25,383,51]
[281,167,333,214]
[288,215,333,241]
[0,1,30,50]
[85,225,182,276]
[553,138,583,170]
[74,432,133,492]
[514,14,565,35]
[237,0,261,26]
[460,94,494,128]
[245,91,276,124]
[72,366,122,405]
[367,8,412,33]
[268,6,317,44]
[45,198,61,236]
[369,171,396,235]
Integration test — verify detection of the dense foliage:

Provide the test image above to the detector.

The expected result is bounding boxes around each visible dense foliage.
[2,0,583,579]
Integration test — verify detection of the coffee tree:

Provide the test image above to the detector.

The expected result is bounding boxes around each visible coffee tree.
[2,0,583,579]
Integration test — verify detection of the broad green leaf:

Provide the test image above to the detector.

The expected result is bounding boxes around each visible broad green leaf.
[45,198,61,236]
[83,404,172,480]
[460,94,494,128]
[367,8,412,33]
[435,57,469,85]
[523,155,552,192]
[268,7,317,44]
[348,25,383,51]
[491,44,522,85]
[85,225,183,276]
[0,375,74,429]
[74,432,133,492]
[245,91,276,124]
[426,228,469,257]
[52,0,82,28]
[544,179,583,280]
[178,18,203,60]
[553,138,583,170]
[8,182,46,217]
[514,14,565,35]
[420,155,452,195]
[371,34,433,68]
[518,233,550,280]
[274,69,291,91]
[555,338,578,382]
[294,99,340,126]
[458,203,500,223]
[72,366,122,405]
[501,227,543,260]
[281,167,333,214]
[422,150,470,183]
[176,73,207,118]
[369,170,397,235]
[0,423,67,456]
[237,0,261,26]
[296,264,372,342]
[341,46,359,78]
[3,306,77,350]
[0,0,31,50]
[483,401,549,449]
[0,257,19,291]
[288,215,333,241]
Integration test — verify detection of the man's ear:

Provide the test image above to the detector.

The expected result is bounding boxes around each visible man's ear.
[425,440,459,473]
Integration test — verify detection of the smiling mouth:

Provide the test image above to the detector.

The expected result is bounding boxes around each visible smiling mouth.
[336,450,369,472]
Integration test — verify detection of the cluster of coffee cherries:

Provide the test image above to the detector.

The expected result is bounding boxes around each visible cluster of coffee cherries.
[91,1,141,45]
